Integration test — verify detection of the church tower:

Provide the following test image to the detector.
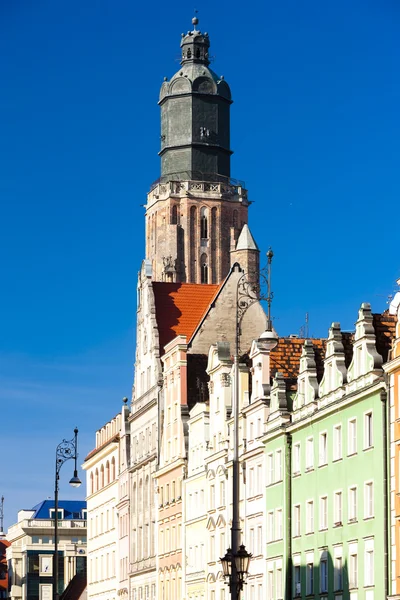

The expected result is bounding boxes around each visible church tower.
[145,17,251,284]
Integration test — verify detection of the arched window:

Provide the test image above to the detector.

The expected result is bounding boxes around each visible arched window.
[187,48,192,59]
[106,461,110,485]
[145,475,150,507]
[95,469,99,492]
[196,47,201,59]
[139,479,143,511]
[90,472,94,495]
[111,457,116,481]
[201,253,208,284]
[233,209,238,228]
[171,205,178,225]
[132,482,136,514]
[100,464,104,488]
[200,207,208,239]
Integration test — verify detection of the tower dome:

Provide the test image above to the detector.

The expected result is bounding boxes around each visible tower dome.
[159,19,232,182]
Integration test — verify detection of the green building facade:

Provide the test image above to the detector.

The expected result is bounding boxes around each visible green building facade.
[263,304,394,600]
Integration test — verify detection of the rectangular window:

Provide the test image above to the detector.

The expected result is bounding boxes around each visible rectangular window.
[306,500,314,534]
[210,485,215,509]
[364,482,374,518]
[365,548,374,586]
[267,571,274,599]
[294,505,301,537]
[276,569,282,599]
[276,509,283,540]
[334,556,343,591]
[293,443,301,474]
[267,511,274,542]
[349,553,358,588]
[349,486,357,521]
[334,491,342,525]
[348,418,357,455]
[306,563,314,595]
[294,565,301,597]
[275,449,282,482]
[333,424,342,460]
[267,453,274,485]
[306,437,314,470]
[257,463,262,494]
[319,432,327,465]
[257,525,262,555]
[364,412,373,449]
[320,559,328,593]
[320,496,328,530]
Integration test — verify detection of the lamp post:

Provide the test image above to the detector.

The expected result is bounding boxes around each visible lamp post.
[53,428,82,600]
[221,250,277,599]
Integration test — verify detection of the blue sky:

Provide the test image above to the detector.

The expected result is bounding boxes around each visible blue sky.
[1,0,399,527]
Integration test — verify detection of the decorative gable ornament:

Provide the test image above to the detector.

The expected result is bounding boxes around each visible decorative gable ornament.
[347,302,383,381]
[319,322,347,397]
[269,372,288,415]
[293,340,319,411]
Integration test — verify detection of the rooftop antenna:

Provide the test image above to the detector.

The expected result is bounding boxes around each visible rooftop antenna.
[266,248,274,331]
[0,496,4,535]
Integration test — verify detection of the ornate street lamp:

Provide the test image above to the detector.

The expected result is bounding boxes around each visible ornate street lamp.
[53,428,82,600]
[221,250,276,599]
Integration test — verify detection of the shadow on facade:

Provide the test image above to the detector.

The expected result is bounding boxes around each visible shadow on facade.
[290,552,351,600]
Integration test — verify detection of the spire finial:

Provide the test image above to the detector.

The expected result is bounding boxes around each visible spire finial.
[266,248,274,331]
[192,9,199,31]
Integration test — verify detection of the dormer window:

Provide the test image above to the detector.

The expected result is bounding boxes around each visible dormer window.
[49,508,64,520]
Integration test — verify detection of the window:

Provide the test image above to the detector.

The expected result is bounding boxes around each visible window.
[293,443,301,474]
[348,419,357,455]
[276,569,282,599]
[306,563,314,595]
[294,505,300,537]
[220,480,225,506]
[210,485,215,509]
[364,412,373,448]
[365,546,374,586]
[267,453,274,485]
[275,450,282,481]
[320,496,328,530]
[276,509,283,540]
[349,553,358,588]
[267,511,274,542]
[333,424,342,460]
[267,571,274,599]
[349,486,357,521]
[320,559,328,593]
[200,207,208,238]
[364,482,374,518]
[334,491,342,525]
[257,526,262,555]
[319,432,327,465]
[294,566,301,597]
[334,556,343,590]
[306,500,314,534]
[306,437,314,470]
[201,258,208,284]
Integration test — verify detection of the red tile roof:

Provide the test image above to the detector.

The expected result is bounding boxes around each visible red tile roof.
[270,337,327,390]
[152,282,220,354]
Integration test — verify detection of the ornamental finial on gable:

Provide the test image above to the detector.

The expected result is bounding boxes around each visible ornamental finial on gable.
[347,302,383,381]
[319,322,347,396]
[293,340,319,411]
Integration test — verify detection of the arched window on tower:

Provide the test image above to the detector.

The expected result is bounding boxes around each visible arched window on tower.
[233,209,238,228]
[200,207,208,239]
[187,48,192,59]
[196,47,201,59]
[171,205,178,225]
[201,253,208,284]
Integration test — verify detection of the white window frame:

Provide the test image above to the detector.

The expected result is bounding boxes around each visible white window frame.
[267,453,274,485]
[334,490,342,525]
[275,449,283,482]
[364,481,374,518]
[293,443,301,475]
[306,500,314,534]
[349,552,358,589]
[306,562,314,596]
[348,418,357,455]
[333,424,342,461]
[275,508,283,540]
[348,485,357,522]
[320,558,328,593]
[334,555,343,591]
[319,496,328,530]
[306,437,314,470]
[364,541,374,586]
[267,511,274,542]
[319,431,328,466]
[364,411,373,449]
[294,504,301,537]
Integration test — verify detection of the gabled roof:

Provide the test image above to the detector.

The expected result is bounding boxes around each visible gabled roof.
[153,282,220,354]
[30,500,86,519]
[270,337,327,391]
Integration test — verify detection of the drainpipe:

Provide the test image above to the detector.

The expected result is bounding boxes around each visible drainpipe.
[382,386,389,599]
[285,433,292,600]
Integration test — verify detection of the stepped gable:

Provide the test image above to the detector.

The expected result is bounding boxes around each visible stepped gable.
[153,282,220,354]
[270,337,327,391]
[373,311,397,361]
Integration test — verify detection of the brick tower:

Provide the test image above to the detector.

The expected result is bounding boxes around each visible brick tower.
[145,17,253,284]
